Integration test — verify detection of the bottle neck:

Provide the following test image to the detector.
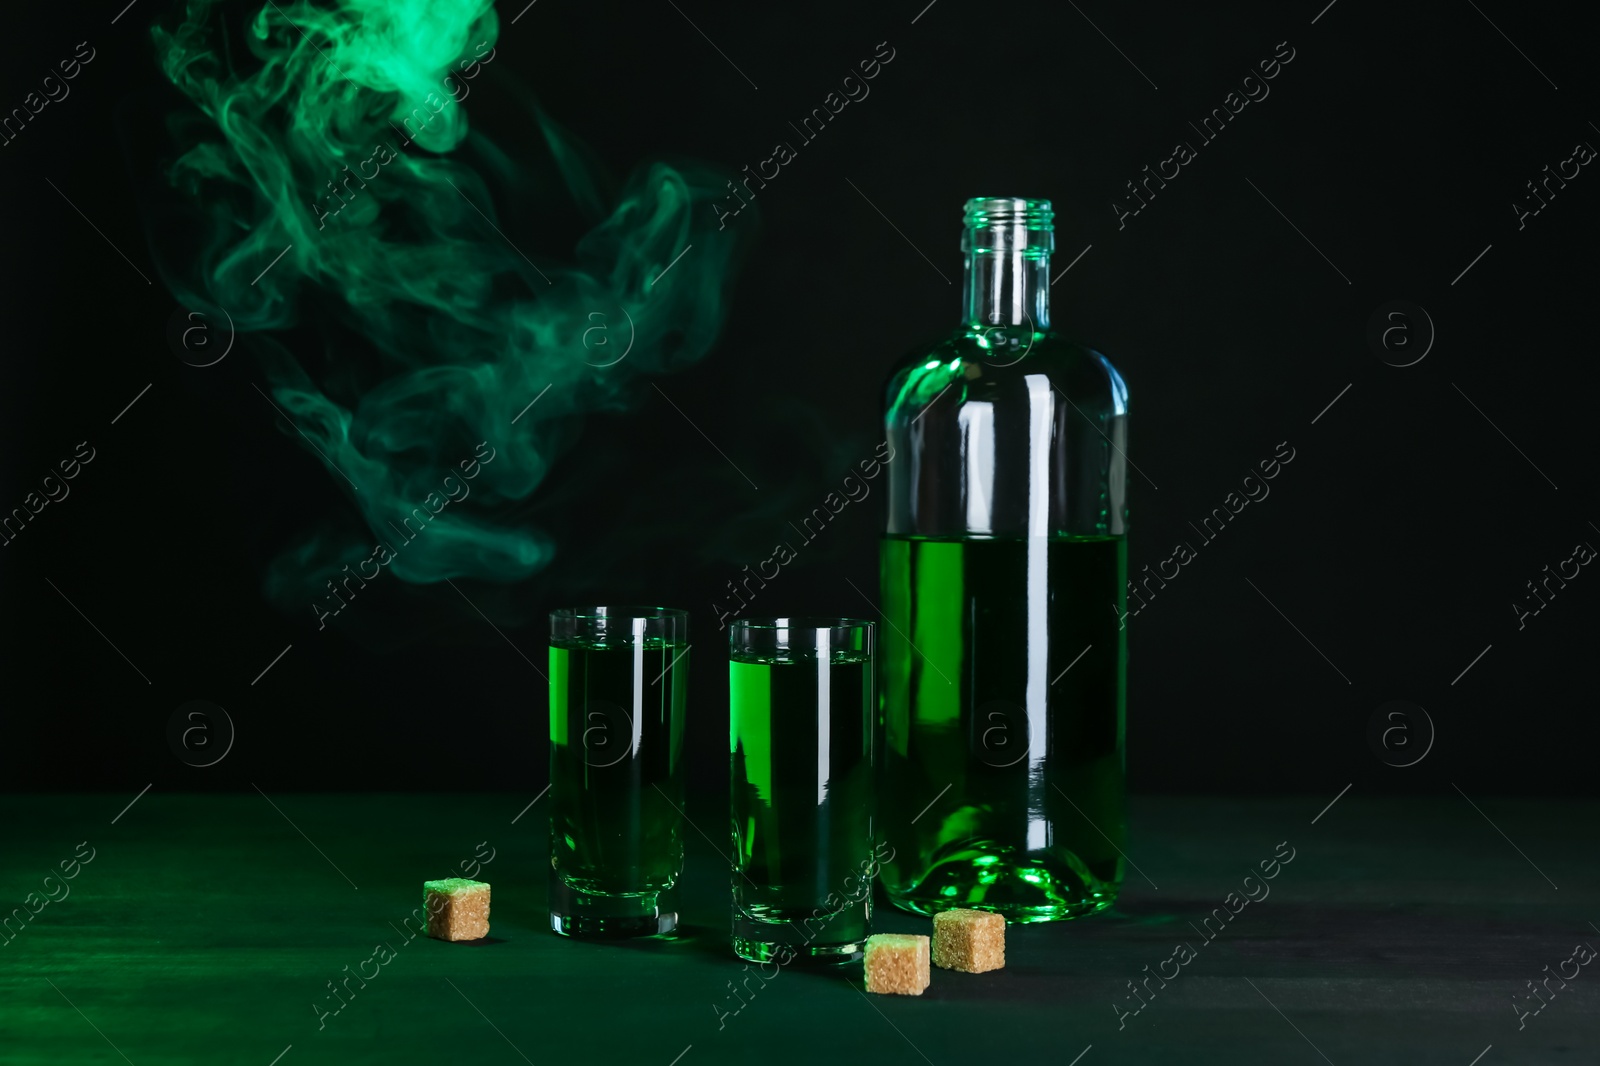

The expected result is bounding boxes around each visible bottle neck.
[962,249,1050,330]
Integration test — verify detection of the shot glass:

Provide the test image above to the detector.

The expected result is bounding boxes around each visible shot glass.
[549,606,689,938]
[729,617,877,963]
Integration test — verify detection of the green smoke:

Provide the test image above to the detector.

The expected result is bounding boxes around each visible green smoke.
[148,0,744,612]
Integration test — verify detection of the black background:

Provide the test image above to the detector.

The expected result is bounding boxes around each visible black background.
[2,0,1594,797]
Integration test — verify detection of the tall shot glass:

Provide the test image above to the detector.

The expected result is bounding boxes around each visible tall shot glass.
[549,606,689,938]
[729,618,878,963]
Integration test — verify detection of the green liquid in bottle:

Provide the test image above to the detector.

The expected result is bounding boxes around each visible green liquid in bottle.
[878,534,1126,921]
[549,639,687,936]
[730,652,874,962]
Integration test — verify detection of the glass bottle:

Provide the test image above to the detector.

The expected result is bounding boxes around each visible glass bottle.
[877,197,1129,922]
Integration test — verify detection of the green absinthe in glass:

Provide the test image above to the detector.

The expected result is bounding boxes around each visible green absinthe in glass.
[878,197,1130,922]
[549,606,688,938]
[730,619,875,963]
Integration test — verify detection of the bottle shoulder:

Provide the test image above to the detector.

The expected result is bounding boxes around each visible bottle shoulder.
[883,330,1129,424]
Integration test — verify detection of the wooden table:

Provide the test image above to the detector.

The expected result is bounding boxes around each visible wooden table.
[2,793,1593,1064]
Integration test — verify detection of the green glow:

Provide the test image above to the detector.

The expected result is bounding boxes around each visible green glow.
[879,537,962,745]
[423,877,486,894]
[549,644,569,746]
[885,359,962,430]
[150,1,746,605]
[728,662,773,803]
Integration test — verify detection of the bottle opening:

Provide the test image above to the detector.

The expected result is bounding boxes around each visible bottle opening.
[962,196,1054,256]
[963,197,1053,229]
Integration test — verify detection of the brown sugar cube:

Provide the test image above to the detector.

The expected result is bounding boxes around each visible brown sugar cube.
[932,908,1005,973]
[423,878,490,941]
[864,933,931,995]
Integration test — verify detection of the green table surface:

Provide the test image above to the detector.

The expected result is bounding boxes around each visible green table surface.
[2,793,1594,1065]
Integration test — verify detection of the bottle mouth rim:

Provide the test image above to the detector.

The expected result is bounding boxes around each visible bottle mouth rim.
[963,197,1053,230]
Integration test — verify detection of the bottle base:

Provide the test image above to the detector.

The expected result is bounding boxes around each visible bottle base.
[886,892,1115,923]
[884,844,1122,923]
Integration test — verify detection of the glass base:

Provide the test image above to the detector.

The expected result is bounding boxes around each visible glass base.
[550,911,678,938]
[549,880,677,939]
[732,935,862,965]
[731,898,869,964]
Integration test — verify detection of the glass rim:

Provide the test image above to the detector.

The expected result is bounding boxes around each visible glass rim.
[728,616,874,633]
[550,605,688,622]
[550,605,688,645]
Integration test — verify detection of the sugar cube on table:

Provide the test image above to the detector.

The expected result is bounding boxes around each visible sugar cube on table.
[932,908,1005,973]
[423,878,490,942]
[864,933,931,996]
